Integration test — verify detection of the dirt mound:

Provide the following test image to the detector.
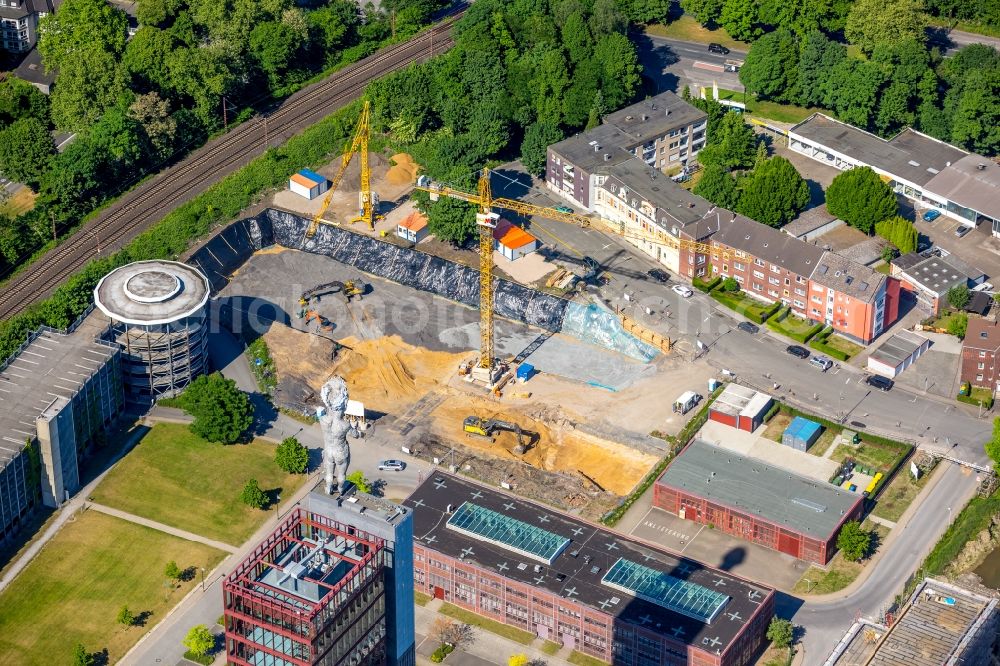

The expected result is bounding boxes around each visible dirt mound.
[386,153,418,186]
[262,325,340,390]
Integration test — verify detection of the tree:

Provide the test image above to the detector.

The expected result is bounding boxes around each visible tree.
[950,70,1000,154]
[0,76,50,125]
[72,644,94,666]
[736,156,810,227]
[766,616,794,649]
[694,164,739,208]
[698,112,756,170]
[183,624,215,658]
[129,92,178,161]
[0,118,55,188]
[275,436,309,474]
[419,194,477,245]
[739,28,799,103]
[38,0,129,71]
[250,21,303,87]
[680,0,724,25]
[719,0,761,43]
[49,48,128,131]
[823,59,887,129]
[117,605,135,627]
[594,33,641,110]
[591,0,627,36]
[520,121,563,177]
[875,216,918,254]
[825,167,898,234]
[836,520,871,562]
[240,478,268,509]
[178,372,254,444]
[947,284,971,310]
[615,0,672,24]
[123,27,177,93]
[508,655,530,666]
[985,418,1000,471]
[346,470,372,493]
[165,560,182,582]
[429,617,476,649]
[721,277,740,292]
[845,0,925,56]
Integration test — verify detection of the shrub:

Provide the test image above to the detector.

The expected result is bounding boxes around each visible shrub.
[721,277,740,292]
[693,275,721,292]
[275,437,309,474]
[957,392,994,410]
[240,478,268,510]
[836,520,871,562]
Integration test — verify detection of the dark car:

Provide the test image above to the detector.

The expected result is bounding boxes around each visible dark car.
[647,268,670,283]
[922,209,941,222]
[708,43,730,55]
[737,321,759,334]
[865,375,894,391]
[786,344,810,359]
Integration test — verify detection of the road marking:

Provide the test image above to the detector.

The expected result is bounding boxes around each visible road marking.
[680,524,706,553]
[693,61,725,72]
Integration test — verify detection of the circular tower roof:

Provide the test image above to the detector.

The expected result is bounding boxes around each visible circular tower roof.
[94,260,210,325]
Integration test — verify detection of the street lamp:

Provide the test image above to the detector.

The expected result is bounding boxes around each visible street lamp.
[200,567,206,592]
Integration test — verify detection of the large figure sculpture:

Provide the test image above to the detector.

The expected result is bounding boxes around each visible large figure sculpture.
[319,376,351,494]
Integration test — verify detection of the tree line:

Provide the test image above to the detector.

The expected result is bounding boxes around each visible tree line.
[0,0,446,277]
[366,0,647,244]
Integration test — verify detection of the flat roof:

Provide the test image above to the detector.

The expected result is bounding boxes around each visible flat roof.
[866,578,997,666]
[789,114,967,187]
[901,255,970,295]
[603,91,707,149]
[924,155,1000,220]
[892,252,925,272]
[870,331,927,367]
[709,383,772,419]
[94,260,210,325]
[405,472,773,653]
[656,440,861,540]
[783,205,837,238]
[0,312,118,468]
[548,124,635,174]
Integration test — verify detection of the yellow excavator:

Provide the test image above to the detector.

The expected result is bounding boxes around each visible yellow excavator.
[463,416,537,455]
[298,280,366,307]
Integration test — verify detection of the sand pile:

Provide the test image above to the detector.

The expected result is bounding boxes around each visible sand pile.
[262,325,340,389]
[386,153,418,186]
[429,396,657,496]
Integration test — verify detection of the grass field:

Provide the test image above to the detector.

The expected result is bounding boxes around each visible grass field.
[815,334,864,359]
[768,311,820,340]
[792,520,888,594]
[0,510,224,664]
[871,469,930,523]
[414,591,432,606]
[645,16,749,51]
[541,640,561,655]
[714,88,823,124]
[568,650,609,666]
[90,422,307,545]
[711,289,776,322]
[439,603,534,645]
[0,187,37,217]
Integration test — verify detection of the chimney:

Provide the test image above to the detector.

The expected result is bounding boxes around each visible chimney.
[642,114,648,121]
[665,108,670,117]
[604,153,611,161]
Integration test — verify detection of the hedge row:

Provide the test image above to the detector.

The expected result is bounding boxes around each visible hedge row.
[767,307,825,343]
[692,275,721,293]
[0,103,361,362]
[809,326,852,361]
[957,392,995,410]
[602,385,726,526]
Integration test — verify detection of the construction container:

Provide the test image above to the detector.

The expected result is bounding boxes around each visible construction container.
[289,169,329,199]
[516,363,534,382]
[781,416,823,451]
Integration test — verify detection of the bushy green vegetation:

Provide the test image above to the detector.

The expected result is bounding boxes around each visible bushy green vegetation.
[439,603,534,645]
[246,337,277,394]
[809,326,863,360]
[692,275,722,292]
[826,167,898,234]
[921,488,1000,576]
[766,307,823,340]
[875,216,918,254]
[177,372,253,444]
[711,289,783,323]
[957,387,995,410]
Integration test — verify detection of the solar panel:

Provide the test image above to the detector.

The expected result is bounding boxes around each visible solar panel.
[601,558,729,624]
[446,502,571,564]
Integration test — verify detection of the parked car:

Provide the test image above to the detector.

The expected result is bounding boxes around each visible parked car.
[955,225,973,238]
[708,43,729,55]
[810,355,833,371]
[554,205,573,214]
[922,209,941,222]
[378,459,406,471]
[786,345,810,359]
[672,284,693,298]
[737,321,759,334]
[865,375,894,391]
[647,268,670,283]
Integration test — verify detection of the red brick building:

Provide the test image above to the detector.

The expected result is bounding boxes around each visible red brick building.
[654,441,863,565]
[405,472,775,666]
[962,318,1000,392]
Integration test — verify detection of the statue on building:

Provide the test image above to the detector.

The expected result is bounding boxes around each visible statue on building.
[319,376,351,495]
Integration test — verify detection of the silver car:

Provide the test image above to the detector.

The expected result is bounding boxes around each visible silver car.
[378,459,406,471]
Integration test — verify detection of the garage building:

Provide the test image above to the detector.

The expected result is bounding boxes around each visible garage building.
[654,440,863,564]
[867,331,930,378]
[707,383,773,432]
[782,416,823,451]
[288,169,329,200]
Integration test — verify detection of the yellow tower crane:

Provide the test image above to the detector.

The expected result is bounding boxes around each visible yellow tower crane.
[306,101,381,237]
[416,169,724,379]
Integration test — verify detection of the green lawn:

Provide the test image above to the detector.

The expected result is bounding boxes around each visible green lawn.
[811,332,864,361]
[807,428,838,457]
[714,88,823,124]
[793,558,860,594]
[438,603,535,645]
[414,591,432,607]
[645,17,749,51]
[829,440,909,474]
[924,310,966,333]
[872,469,930,523]
[767,310,823,342]
[568,650,610,666]
[874,262,891,275]
[90,422,308,545]
[540,640,561,655]
[0,511,225,664]
[923,490,1000,576]
[711,289,778,322]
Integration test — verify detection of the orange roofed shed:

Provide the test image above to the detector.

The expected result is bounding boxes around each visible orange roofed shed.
[396,211,429,243]
[493,218,538,261]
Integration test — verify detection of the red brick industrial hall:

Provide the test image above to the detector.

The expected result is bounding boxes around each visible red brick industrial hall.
[654,440,863,565]
[404,472,775,666]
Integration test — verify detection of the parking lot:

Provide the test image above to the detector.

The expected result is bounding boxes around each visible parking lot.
[907,203,999,279]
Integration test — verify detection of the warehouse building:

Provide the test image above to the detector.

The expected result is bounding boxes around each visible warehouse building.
[707,384,773,433]
[224,486,414,666]
[0,310,124,542]
[823,578,998,666]
[654,440,863,564]
[405,472,775,666]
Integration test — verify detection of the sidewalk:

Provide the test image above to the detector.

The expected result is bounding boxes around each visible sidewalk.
[86,503,239,554]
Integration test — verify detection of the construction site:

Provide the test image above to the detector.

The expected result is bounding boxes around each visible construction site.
[190,103,719,517]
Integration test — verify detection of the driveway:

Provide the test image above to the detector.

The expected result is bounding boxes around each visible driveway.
[908,205,999,279]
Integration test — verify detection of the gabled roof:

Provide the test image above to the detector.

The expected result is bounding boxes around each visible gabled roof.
[397,211,428,232]
[810,252,886,303]
[709,214,824,277]
[964,318,1000,352]
[493,218,536,250]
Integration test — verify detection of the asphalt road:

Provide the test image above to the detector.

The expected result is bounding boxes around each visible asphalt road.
[636,33,746,96]
[929,25,1000,55]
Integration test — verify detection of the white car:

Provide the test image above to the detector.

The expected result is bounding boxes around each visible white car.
[378,459,406,471]
[672,285,693,298]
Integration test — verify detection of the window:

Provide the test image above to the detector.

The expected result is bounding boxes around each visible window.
[978,374,984,381]
[793,299,805,308]
[753,270,764,279]
[735,275,744,284]
[979,363,985,370]
[981,351,987,358]
[797,276,806,284]
[722,265,729,274]
[812,308,822,316]
[755,258,764,266]
[769,289,779,297]
[769,277,780,285]
[770,265,781,273]
[795,288,806,296]
[812,296,823,304]
[784,278,790,285]
[753,283,762,291]
[734,261,745,271]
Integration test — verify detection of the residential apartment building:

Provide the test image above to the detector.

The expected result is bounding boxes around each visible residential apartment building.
[789,113,1000,237]
[0,0,55,53]
[546,92,707,210]
[962,318,1000,393]
[405,472,775,666]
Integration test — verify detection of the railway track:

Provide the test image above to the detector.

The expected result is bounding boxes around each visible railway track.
[0,15,460,321]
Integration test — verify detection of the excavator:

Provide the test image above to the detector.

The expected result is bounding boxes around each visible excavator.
[299,280,366,307]
[463,416,537,455]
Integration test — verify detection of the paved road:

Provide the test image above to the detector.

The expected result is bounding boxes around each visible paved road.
[928,25,1000,55]
[636,33,745,95]
[795,462,981,664]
